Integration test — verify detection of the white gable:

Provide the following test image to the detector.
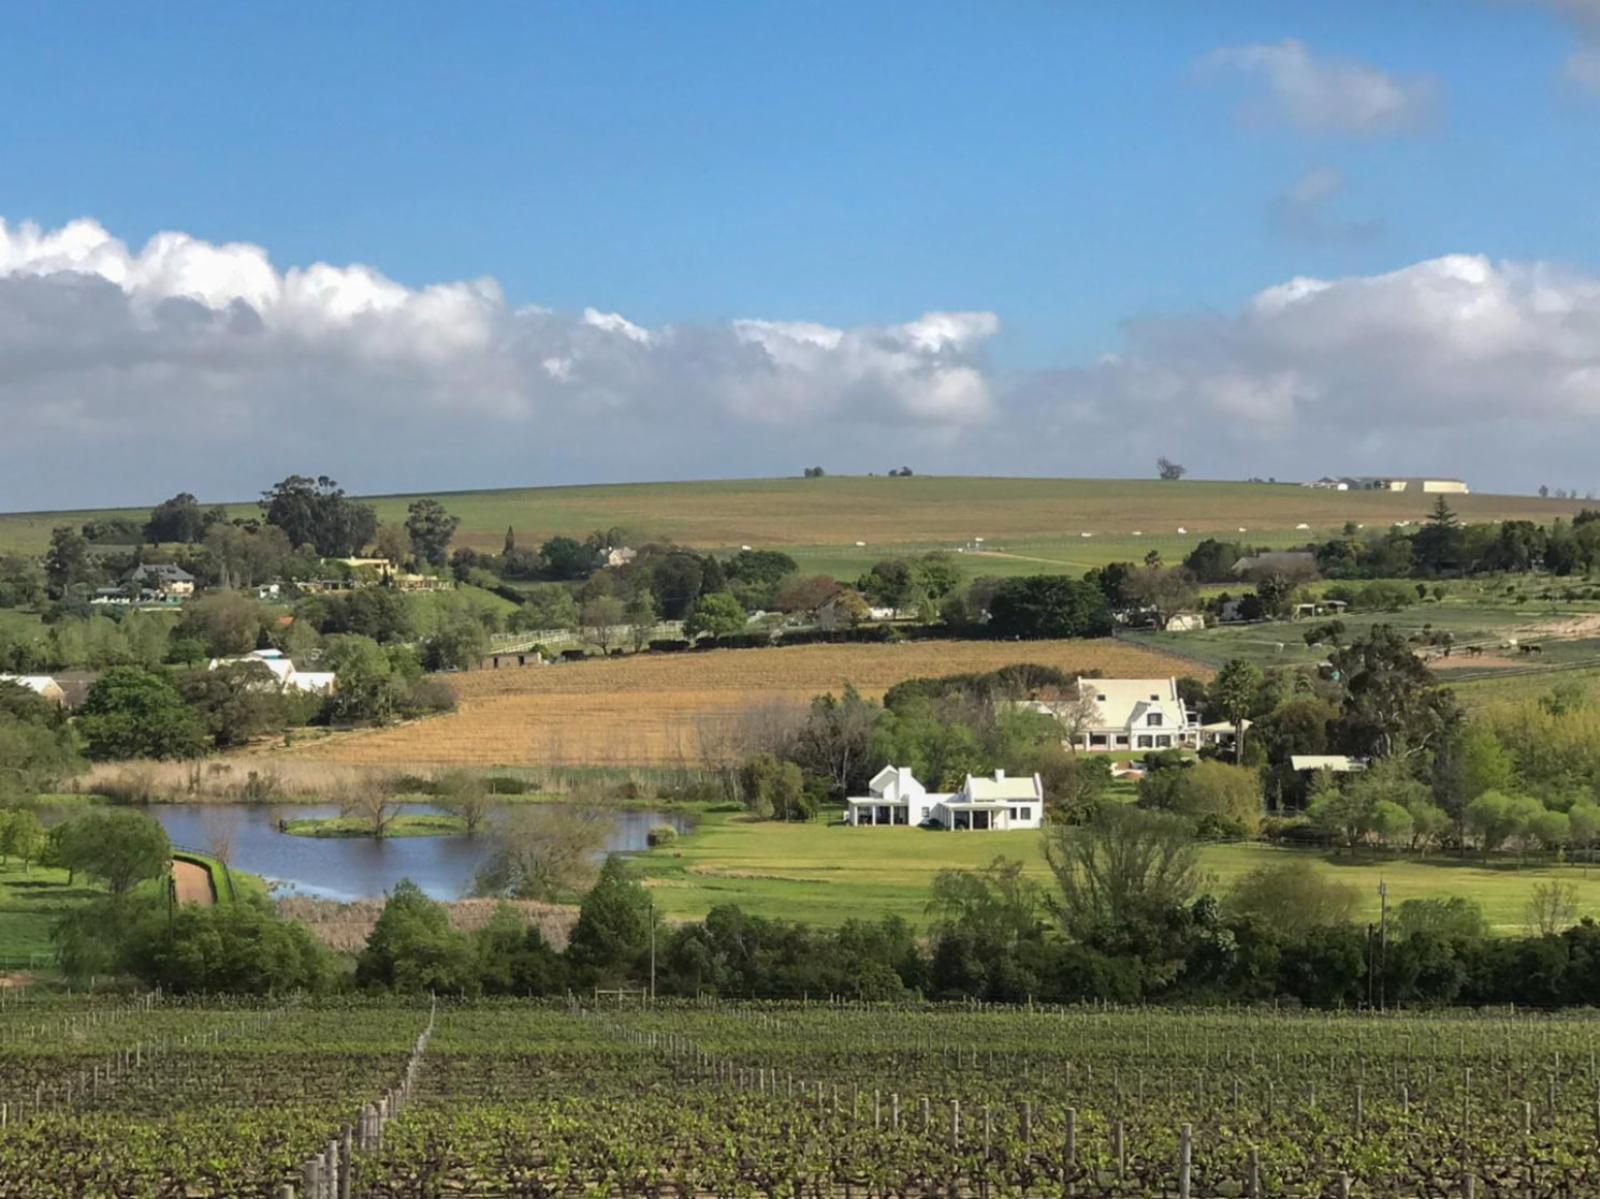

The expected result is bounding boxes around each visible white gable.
[1079,678,1193,731]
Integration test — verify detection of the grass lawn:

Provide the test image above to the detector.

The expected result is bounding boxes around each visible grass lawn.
[633,810,1600,934]
[0,861,99,966]
[283,813,468,838]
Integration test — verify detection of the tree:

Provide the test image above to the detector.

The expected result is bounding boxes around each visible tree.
[335,776,400,837]
[179,661,288,749]
[434,770,494,835]
[1226,863,1359,938]
[927,856,1044,954]
[143,493,208,544]
[580,596,627,653]
[738,753,812,821]
[1044,804,1204,939]
[1465,790,1543,854]
[323,635,409,723]
[1392,896,1487,941]
[1209,660,1263,763]
[422,613,489,671]
[474,904,567,995]
[1125,565,1199,627]
[44,526,92,596]
[1156,457,1187,481]
[1526,881,1580,937]
[355,880,478,993]
[1138,759,1262,838]
[373,523,411,567]
[792,685,879,798]
[1371,800,1415,849]
[54,810,171,895]
[539,536,598,581]
[0,809,44,873]
[175,591,266,657]
[684,593,747,641]
[473,804,609,899]
[512,583,580,632]
[565,857,654,985]
[624,591,659,652]
[259,475,377,556]
[1330,625,1458,760]
[122,900,332,994]
[987,576,1113,640]
[77,667,207,761]
[405,499,460,568]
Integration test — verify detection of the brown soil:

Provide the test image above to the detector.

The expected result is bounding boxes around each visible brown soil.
[1432,654,1521,671]
[171,860,216,906]
[276,896,578,953]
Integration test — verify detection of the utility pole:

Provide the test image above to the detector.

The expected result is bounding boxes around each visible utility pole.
[1377,880,1389,1011]
[649,897,656,1003]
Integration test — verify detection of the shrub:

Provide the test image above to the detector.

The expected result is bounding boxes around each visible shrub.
[647,823,677,847]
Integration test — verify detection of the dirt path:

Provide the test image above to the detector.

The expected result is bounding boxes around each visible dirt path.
[172,860,216,906]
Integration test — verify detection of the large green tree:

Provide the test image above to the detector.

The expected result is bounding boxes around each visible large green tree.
[259,475,377,556]
[77,667,208,761]
[405,499,460,568]
[54,810,171,895]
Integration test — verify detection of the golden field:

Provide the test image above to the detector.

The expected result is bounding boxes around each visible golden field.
[281,638,1205,767]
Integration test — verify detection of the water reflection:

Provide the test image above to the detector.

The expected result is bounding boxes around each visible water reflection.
[92,803,687,902]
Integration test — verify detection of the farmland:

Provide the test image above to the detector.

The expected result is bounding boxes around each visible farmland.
[6,997,1600,1197]
[0,475,1582,576]
[277,637,1201,768]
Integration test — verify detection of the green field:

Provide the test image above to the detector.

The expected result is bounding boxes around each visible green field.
[0,475,1581,574]
[636,809,1600,933]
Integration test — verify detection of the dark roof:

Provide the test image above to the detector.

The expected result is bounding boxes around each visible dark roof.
[125,562,194,582]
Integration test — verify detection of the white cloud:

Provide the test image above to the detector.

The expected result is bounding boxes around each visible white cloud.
[1010,254,1600,486]
[1200,39,1439,135]
[0,217,999,506]
[1268,167,1384,245]
[7,215,1600,505]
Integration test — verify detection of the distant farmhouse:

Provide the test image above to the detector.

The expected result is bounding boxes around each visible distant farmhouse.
[1231,550,1318,578]
[1021,677,1242,754]
[846,765,1044,831]
[125,562,196,598]
[1305,476,1469,494]
[208,648,337,695]
[0,673,65,704]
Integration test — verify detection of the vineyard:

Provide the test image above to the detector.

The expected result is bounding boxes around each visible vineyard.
[278,638,1198,768]
[8,997,1600,1196]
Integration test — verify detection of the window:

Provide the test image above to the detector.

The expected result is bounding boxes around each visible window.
[1137,735,1153,749]
[1115,735,1129,747]
[1090,733,1109,748]
[1148,712,1163,727]
[1096,694,1107,703]
[1018,807,1031,821]
[1156,735,1171,748]
[1009,807,1019,820]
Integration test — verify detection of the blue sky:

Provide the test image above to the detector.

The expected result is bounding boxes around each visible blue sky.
[3,1,1600,505]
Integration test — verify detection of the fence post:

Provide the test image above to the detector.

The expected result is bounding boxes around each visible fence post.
[1178,1123,1192,1199]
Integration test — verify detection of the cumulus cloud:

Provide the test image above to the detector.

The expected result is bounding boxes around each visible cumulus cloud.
[1267,167,1384,245]
[1010,254,1600,487]
[1200,39,1439,135]
[5,216,1600,506]
[0,218,998,506]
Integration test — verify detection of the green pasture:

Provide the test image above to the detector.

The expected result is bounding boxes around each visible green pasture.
[634,809,1600,933]
[0,476,1579,573]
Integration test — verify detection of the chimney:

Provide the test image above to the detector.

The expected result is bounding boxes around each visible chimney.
[995,769,1006,781]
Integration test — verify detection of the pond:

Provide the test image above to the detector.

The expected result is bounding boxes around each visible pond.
[129,803,689,902]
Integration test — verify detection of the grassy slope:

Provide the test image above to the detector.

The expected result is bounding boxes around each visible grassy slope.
[635,810,1600,933]
[0,861,98,963]
[0,476,1580,568]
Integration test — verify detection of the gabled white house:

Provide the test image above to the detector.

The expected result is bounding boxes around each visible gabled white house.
[208,648,337,695]
[846,766,1044,831]
[1024,677,1200,752]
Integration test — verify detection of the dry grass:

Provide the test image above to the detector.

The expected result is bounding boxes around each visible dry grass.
[76,758,402,804]
[277,638,1206,768]
[275,896,578,953]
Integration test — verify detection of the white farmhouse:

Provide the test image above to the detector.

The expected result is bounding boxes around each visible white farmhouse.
[0,673,65,704]
[1025,677,1200,752]
[208,648,337,695]
[846,765,1044,831]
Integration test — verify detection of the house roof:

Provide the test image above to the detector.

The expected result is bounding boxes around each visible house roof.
[0,674,62,697]
[1077,678,1193,729]
[1290,755,1365,772]
[126,562,194,582]
[1232,551,1316,576]
[958,771,1043,803]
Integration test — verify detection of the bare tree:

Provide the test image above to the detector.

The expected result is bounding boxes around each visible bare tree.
[473,802,610,900]
[1045,805,1206,938]
[201,807,238,865]
[1526,880,1580,936]
[1156,457,1187,481]
[1038,685,1101,748]
[335,775,400,838]
[435,769,495,835]
[581,596,627,654]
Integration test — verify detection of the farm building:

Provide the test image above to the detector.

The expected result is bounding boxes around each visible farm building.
[208,649,337,695]
[1023,677,1201,752]
[0,673,65,704]
[1305,476,1469,494]
[846,765,1044,831]
[124,562,196,598]
[1231,550,1317,578]
[1290,754,1366,773]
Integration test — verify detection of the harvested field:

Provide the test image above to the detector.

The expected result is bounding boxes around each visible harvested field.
[281,638,1204,767]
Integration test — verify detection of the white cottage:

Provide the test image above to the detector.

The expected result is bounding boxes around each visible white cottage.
[208,649,337,695]
[846,766,1044,831]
